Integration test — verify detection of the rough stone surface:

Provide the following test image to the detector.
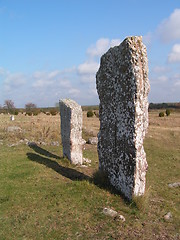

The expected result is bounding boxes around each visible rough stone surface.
[59,99,83,165]
[96,36,150,201]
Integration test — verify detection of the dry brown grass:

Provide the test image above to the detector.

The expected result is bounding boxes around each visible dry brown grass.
[0,113,61,145]
[1,110,179,145]
[147,111,180,148]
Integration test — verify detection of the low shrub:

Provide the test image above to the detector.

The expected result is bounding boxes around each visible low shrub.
[166,109,171,116]
[50,109,57,116]
[33,111,38,116]
[14,110,19,115]
[87,110,94,118]
[26,111,33,116]
[32,109,40,116]
[159,112,164,117]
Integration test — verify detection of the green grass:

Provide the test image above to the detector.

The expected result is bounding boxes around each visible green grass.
[0,130,180,239]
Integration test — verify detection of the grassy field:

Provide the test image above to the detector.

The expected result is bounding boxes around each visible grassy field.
[0,110,180,239]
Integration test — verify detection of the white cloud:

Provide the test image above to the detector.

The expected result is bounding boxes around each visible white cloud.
[33,71,45,79]
[150,75,168,84]
[88,84,98,96]
[79,74,96,83]
[157,75,168,82]
[32,79,53,88]
[3,72,27,91]
[143,32,153,46]
[87,38,110,57]
[78,38,121,83]
[0,67,7,76]
[172,73,180,87]
[59,80,71,88]
[110,39,121,48]
[87,38,121,57]
[174,80,180,86]
[78,61,99,75]
[152,65,170,74]
[48,70,60,79]
[157,8,180,43]
[168,44,180,63]
[68,88,80,96]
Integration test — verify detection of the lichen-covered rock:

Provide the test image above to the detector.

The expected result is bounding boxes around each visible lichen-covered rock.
[96,36,150,201]
[59,99,83,165]
[87,137,98,145]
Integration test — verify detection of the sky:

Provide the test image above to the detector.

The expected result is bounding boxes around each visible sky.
[0,0,180,108]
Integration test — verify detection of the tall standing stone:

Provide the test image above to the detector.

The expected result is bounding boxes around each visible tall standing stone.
[96,36,150,200]
[59,99,83,165]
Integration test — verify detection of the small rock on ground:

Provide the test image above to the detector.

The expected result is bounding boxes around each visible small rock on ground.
[87,137,98,145]
[102,208,125,221]
[168,182,180,188]
[83,158,91,164]
[164,212,172,221]
[103,208,118,218]
[50,141,59,146]
[7,126,22,132]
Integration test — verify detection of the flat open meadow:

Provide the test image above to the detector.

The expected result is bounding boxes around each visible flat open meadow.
[0,110,180,239]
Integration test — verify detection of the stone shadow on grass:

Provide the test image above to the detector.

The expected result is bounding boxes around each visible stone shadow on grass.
[27,145,129,201]
[28,144,61,160]
[27,152,91,181]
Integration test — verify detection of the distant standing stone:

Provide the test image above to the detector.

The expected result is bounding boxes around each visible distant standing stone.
[10,115,15,121]
[59,99,83,165]
[96,36,150,201]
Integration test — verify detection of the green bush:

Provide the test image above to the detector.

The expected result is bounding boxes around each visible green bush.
[26,111,33,116]
[41,110,46,114]
[159,112,165,117]
[87,110,94,118]
[33,111,38,116]
[166,109,171,116]
[32,109,40,116]
[50,109,57,116]
[14,110,19,115]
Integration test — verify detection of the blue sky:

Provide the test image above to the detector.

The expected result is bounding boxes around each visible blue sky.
[0,0,180,107]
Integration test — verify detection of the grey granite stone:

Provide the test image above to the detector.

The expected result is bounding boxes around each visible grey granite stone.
[59,99,83,165]
[96,36,150,200]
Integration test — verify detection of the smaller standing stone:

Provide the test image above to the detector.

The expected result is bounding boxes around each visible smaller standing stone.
[59,99,83,165]
[10,115,15,121]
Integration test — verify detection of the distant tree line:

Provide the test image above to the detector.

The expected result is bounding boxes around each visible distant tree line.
[149,102,180,110]
[1,100,179,115]
[0,100,59,116]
